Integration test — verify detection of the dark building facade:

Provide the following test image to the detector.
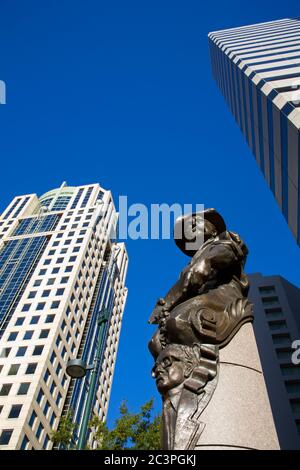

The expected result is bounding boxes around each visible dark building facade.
[248,273,300,449]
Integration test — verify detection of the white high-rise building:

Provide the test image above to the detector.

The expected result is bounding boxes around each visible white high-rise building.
[209,18,300,245]
[0,182,128,450]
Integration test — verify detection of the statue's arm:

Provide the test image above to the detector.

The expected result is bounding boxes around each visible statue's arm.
[190,243,239,286]
[148,272,192,324]
[148,243,240,324]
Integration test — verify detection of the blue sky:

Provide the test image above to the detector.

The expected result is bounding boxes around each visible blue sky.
[0,1,300,426]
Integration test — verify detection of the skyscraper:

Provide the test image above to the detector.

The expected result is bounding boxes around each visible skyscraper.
[208,18,300,244]
[248,273,300,449]
[0,183,128,450]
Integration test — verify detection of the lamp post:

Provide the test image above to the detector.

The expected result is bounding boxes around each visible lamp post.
[66,308,109,450]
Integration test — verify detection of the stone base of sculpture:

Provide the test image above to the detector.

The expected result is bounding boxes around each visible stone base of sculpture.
[195,322,279,450]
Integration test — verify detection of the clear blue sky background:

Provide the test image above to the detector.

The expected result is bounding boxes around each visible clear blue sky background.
[0,1,300,426]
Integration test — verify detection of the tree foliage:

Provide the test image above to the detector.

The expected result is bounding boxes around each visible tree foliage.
[89,399,161,450]
[50,410,77,449]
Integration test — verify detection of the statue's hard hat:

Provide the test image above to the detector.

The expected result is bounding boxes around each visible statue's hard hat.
[174,208,226,256]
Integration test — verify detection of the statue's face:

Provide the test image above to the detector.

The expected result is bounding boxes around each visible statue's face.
[178,216,217,253]
[152,347,186,394]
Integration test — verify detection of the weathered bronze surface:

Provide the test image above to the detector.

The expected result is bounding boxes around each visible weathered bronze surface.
[149,209,253,450]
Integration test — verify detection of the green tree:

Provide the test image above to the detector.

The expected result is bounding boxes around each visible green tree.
[89,399,161,450]
[50,410,77,449]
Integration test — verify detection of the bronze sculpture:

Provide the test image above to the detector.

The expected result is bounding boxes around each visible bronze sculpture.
[148,209,253,450]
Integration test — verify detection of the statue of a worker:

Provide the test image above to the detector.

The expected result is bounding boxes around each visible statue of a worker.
[149,209,253,450]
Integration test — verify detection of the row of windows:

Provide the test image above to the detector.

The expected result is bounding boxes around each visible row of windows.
[5,328,50,342]
[0,236,49,328]
[1,344,45,359]
[13,214,60,236]
[22,300,61,312]
[0,382,31,396]
[7,313,56,329]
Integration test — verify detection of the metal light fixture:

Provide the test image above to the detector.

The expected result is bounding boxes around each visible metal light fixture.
[66,359,89,379]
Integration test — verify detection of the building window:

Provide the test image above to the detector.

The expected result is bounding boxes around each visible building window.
[272,333,291,345]
[52,267,60,274]
[0,383,12,396]
[45,314,55,323]
[37,302,46,310]
[22,304,31,312]
[56,288,64,296]
[24,330,34,340]
[280,364,300,376]
[33,280,42,287]
[56,363,62,376]
[276,349,292,360]
[49,412,56,427]
[50,352,56,364]
[56,391,62,407]
[0,348,11,357]
[261,296,279,306]
[30,316,40,325]
[8,364,20,376]
[51,301,60,309]
[29,410,37,427]
[43,434,50,450]
[33,345,44,356]
[47,278,55,285]
[290,399,300,413]
[61,277,69,284]
[268,320,287,331]
[40,329,50,339]
[37,388,44,404]
[15,317,25,326]
[8,404,22,419]
[259,286,276,295]
[28,291,37,299]
[17,383,30,395]
[20,434,29,450]
[25,363,37,374]
[8,332,18,341]
[36,423,43,440]
[16,346,27,357]
[50,381,56,395]
[285,381,300,394]
[43,401,50,417]
[0,429,13,445]
[42,290,51,297]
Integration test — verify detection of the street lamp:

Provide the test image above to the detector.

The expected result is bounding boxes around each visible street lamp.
[66,359,91,379]
[66,308,109,450]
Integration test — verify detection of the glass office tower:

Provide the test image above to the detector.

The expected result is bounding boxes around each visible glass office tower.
[0,183,128,449]
[209,18,300,244]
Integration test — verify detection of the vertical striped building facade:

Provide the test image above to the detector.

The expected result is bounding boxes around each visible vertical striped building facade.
[208,18,300,244]
[0,183,128,449]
